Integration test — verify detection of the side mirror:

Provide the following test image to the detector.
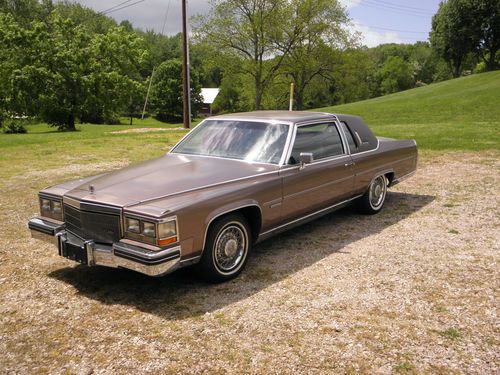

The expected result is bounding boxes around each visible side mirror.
[299,152,314,169]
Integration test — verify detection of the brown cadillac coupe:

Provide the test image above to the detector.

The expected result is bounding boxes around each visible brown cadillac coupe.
[29,111,417,281]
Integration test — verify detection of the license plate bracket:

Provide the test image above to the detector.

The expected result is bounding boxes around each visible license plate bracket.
[59,239,88,265]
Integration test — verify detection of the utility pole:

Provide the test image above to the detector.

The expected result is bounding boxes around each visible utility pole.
[181,0,191,129]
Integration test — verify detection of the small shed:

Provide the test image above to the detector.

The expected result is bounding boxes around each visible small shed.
[200,88,220,116]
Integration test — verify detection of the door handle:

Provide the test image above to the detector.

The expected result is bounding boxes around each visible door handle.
[344,162,355,167]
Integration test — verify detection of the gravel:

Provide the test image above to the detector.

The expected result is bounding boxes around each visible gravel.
[0,151,498,374]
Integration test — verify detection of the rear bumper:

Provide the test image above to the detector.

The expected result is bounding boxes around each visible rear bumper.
[28,216,181,277]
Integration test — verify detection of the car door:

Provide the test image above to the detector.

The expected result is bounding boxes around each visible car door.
[279,121,355,221]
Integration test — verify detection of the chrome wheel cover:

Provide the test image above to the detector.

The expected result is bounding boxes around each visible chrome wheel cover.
[369,176,387,209]
[213,222,248,274]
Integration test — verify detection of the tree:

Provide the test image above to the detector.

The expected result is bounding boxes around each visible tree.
[80,26,147,124]
[430,0,495,77]
[376,56,414,94]
[150,59,203,121]
[331,48,377,104]
[212,73,249,113]
[196,0,327,110]
[2,11,147,130]
[278,0,351,110]
[471,0,500,71]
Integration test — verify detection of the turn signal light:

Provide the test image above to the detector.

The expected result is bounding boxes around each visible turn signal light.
[157,236,178,247]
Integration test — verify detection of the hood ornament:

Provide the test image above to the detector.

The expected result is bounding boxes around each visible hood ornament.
[89,184,95,194]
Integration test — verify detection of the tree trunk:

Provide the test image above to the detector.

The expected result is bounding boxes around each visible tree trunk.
[254,76,263,110]
[453,56,462,78]
[130,116,133,125]
[67,112,76,131]
[487,48,498,71]
[295,89,303,111]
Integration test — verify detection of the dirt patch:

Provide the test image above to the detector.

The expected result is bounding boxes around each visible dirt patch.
[0,152,498,374]
[108,127,186,134]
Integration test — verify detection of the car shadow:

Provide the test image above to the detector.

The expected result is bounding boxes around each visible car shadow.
[48,191,435,320]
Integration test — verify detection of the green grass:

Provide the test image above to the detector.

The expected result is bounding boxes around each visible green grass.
[317,71,500,151]
[437,327,462,340]
[1,72,498,181]
[0,117,193,180]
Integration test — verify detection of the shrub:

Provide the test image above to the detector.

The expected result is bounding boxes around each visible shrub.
[2,119,27,134]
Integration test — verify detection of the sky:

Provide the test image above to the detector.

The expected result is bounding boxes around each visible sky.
[75,0,441,48]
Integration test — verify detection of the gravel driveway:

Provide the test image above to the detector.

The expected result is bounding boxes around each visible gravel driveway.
[0,152,498,374]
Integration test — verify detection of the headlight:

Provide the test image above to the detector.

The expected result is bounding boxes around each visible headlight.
[125,218,140,233]
[142,221,156,238]
[52,201,62,214]
[124,216,178,248]
[41,199,51,212]
[39,196,63,221]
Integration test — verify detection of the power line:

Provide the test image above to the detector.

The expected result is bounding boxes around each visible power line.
[359,0,433,16]
[141,0,173,120]
[99,0,135,15]
[159,0,172,35]
[348,0,433,18]
[366,0,435,14]
[100,0,146,15]
[365,25,429,34]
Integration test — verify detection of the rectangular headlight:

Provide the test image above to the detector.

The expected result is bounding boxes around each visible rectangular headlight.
[125,218,140,233]
[142,221,156,238]
[124,216,178,248]
[39,196,63,221]
[41,199,51,212]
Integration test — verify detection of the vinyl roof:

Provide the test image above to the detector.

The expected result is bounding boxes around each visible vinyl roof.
[210,110,339,123]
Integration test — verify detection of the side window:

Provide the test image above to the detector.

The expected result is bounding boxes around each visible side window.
[289,123,344,164]
[340,121,357,152]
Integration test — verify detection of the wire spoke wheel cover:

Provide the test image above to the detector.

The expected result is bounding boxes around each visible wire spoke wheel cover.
[213,221,248,274]
[369,175,387,209]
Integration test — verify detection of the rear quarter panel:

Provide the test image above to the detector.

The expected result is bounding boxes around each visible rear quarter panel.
[351,138,417,194]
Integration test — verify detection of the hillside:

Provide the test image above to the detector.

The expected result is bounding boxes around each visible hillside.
[318,71,500,150]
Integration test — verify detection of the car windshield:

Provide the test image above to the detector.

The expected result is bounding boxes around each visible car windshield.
[171,120,289,164]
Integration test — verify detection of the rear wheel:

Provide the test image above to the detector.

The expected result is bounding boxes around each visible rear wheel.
[357,175,388,214]
[198,213,251,283]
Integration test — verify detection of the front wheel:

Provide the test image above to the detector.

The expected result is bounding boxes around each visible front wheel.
[197,213,251,283]
[357,175,388,214]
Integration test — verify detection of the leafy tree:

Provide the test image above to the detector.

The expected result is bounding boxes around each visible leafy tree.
[471,0,500,71]
[80,26,147,124]
[2,11,147,130]
[331,48,377,104]
[150,59,203,121]
[279,0,351,110]
[431,0,481,77]
[195,0,319,110]
[0,0,53,26]
[212,74,249,113]
[376,56,414,94]
[54,1,116,34]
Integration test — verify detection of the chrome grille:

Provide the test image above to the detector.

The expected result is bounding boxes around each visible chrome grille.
[64,204,121,244]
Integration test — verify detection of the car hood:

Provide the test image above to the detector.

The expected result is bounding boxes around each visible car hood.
[62,153,277,207]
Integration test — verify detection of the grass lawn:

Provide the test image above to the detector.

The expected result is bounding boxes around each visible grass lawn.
[0,71,498,182]
[0,117,192,181]
[318,70,500,151]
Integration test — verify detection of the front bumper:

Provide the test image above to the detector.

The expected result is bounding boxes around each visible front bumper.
[28,216,181,277]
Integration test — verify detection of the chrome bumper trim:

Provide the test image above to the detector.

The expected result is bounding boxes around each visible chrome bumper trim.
[29,216,64,245]
[29,217,181,277]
